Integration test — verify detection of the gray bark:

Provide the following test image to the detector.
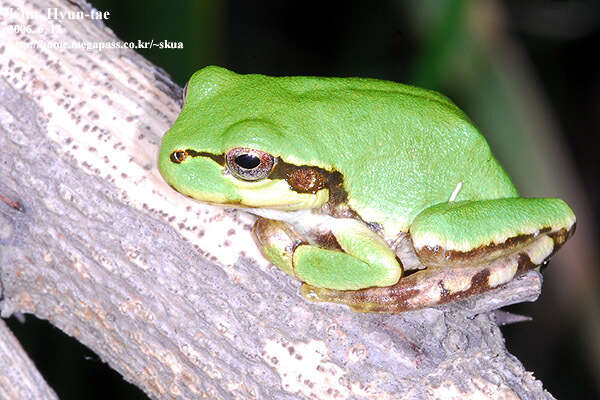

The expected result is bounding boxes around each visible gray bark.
[0,0,555,398]
[0,318,59,400]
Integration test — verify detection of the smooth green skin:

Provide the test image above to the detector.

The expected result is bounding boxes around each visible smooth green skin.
[159,66,575,293]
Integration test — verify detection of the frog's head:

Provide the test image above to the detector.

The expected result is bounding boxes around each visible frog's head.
[158,66,332,211]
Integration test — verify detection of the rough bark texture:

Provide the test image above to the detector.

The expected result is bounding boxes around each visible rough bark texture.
[0,318,59,400]
[0,0,556,398]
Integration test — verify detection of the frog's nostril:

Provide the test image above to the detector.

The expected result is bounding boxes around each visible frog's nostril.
[170,150,187,164]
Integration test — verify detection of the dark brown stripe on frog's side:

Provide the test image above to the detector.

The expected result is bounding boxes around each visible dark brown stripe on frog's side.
[267,159,372,224]
[416,227,553,267]
[184,150,226,166]
[178,150,377,226]
[179,150,342,196]
[269,160,343,195]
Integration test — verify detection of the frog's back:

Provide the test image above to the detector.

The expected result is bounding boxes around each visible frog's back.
[273,74,519,231]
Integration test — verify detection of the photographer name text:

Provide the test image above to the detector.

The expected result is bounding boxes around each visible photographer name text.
[47,7,110,20]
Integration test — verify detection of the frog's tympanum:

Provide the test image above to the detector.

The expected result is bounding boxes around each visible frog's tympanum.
[159,66,575,313]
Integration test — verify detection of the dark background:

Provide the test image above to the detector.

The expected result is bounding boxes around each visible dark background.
[6,0,600,398]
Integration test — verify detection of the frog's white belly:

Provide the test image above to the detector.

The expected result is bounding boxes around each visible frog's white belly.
[249,208,338,239]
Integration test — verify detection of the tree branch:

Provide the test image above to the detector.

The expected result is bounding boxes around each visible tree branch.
[0,318,59,400]
[0,0,555,398]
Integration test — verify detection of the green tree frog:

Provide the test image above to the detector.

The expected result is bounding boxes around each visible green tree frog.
[158,66,575,313]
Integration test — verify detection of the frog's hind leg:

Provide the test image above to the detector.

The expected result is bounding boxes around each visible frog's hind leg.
[301,231,564,313]
[303,198,575,313]
[409,198,575,269]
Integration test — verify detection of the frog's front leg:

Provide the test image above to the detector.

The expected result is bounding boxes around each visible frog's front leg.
[253,217,402,290]
[303,198,575,313]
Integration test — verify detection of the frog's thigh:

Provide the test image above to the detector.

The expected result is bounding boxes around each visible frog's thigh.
[410,198,576,268]
[294,219,401,291]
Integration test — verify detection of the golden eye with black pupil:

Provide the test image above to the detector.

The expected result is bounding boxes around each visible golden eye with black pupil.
[170,150,187,164]
[225,147,275,181]
[182,81,189,103]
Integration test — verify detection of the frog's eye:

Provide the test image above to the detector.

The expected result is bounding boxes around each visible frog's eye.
[182,81,189,103]
[225,147,275,181]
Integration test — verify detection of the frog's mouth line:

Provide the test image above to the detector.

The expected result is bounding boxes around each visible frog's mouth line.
[177,188,320,212]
